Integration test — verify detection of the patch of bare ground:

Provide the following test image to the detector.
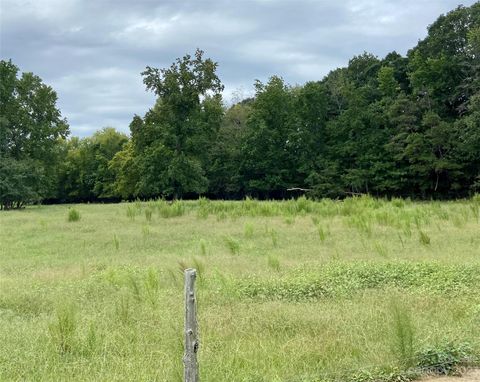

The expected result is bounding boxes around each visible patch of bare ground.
[421,369,480,382]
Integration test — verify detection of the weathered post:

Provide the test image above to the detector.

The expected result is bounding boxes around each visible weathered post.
[184,268,199,382]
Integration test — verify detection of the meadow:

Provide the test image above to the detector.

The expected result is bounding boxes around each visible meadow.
[0,196,479,381]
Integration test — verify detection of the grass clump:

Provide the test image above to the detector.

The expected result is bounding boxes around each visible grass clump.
[49,303,76,353]
[224,236,240,255]
[113,233,120,250]
[390,303,415,367]
[267,255,281,272]
[243,222,254,238]
[374,241,388,257]
[144,268,160,306]
[126,204,136,220]
[145,208,153,222]
[268,228,278,247]
[115,291,131,325]
[67,208,80,222]
[419,231,431,246]
[317,225,327,242]
[199,238,207,256]
[158,200,186,218]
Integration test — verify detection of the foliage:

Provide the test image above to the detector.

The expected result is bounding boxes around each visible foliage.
[235,262,480,301]
[129,49,224,199]
[0,60,69,208]
[3,4,480,204]
[416,342,475,375]
[57,127,128,202]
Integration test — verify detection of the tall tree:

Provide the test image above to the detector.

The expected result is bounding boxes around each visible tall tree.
[208,100,252,198]
[240,76,297,198]
[131,49,224,199]
[0,60,69,209]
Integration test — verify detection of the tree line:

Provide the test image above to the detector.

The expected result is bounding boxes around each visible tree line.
[1,4,479,209]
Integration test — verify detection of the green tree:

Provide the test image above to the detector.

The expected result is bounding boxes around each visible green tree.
[108,140,138,199]
[57,128,128,201]
[407,4,480,116]
[455,93,480,193]
[0,60,69,209]
[208,100,252,198]
[240,76,298,198]
[378,66,399,98]
[131,49,224,198]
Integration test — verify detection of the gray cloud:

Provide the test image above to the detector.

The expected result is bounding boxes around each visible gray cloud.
[1,0,476,136]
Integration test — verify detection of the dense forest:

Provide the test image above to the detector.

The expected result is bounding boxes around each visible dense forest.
[1,4,479,208]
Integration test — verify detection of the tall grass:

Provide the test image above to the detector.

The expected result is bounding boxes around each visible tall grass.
[113,233,120,250]
[317,225,327,242]
[267,255,281,272]
[243,222,254,238]
[390,302,415,367]
[199,239,207,256]
[224,236,240,255]
[126,204,136,220]
[49,303,76,353]
[1,197,480,381]
[145,208,153,222]
[419,230,431,246]
[67,208,80,222]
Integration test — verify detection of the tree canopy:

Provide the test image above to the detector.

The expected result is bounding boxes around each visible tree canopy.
[2,3,479,206]
[0,60,69,209]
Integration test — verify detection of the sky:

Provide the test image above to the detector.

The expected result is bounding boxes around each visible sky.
[0,0,477,137]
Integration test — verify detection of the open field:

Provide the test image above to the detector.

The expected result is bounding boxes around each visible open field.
[1,196,479,381]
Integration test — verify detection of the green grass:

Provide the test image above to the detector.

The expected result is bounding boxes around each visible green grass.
[1,196,479,381]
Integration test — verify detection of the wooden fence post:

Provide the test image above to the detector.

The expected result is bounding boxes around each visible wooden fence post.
[184,268,199,382]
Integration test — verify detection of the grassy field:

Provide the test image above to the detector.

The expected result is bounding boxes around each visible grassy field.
[1,196,479,381]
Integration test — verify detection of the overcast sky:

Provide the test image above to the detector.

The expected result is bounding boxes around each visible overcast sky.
[0,0,476,137]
